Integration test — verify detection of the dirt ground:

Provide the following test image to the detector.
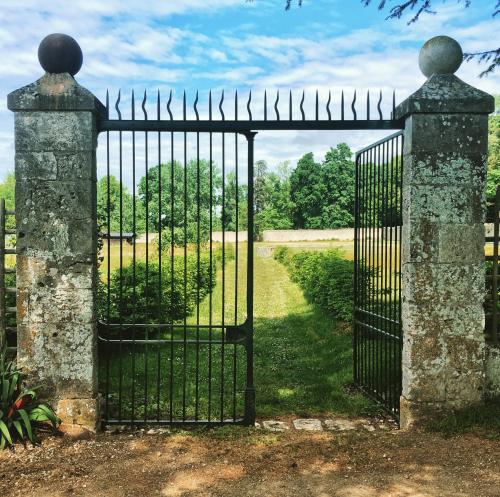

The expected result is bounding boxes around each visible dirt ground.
[1,422,500,497]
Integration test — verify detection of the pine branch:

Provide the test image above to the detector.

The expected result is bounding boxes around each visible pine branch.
[464,48,500,77]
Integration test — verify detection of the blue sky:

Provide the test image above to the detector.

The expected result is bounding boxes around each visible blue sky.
[0,0,498,180]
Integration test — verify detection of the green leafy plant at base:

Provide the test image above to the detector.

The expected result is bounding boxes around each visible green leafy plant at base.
[0,353,60,449]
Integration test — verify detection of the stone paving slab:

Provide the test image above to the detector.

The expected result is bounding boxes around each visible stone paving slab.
[259,417,392,433]
[323,418,358,431]
[262,420,290,432]
[292,419,323,431]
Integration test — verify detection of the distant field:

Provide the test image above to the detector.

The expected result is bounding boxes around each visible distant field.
[99,239,356,276]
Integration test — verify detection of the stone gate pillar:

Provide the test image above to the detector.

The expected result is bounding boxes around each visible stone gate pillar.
[7,34,104,432]
[396,36,495,427]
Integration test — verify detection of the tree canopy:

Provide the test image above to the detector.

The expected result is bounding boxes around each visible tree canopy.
[290,144,356,229]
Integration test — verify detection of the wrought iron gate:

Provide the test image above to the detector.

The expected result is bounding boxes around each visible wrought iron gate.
[354,131,403,420]
[97,89,403,426]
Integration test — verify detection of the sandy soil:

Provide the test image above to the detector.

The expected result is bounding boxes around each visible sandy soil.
[1,424,499,497]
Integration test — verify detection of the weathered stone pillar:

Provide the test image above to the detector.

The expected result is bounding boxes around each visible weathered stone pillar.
[396,36,495,427]
[7,34,104,432]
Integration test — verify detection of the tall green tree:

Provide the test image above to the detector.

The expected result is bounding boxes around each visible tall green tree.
[254,160,269,216]
[97,175,143,233]
[290,145,356,229]
[321,144,355,228]
[223,170,248,232]
[139,160,222,245]
[290,152,325,229]
[254,161,294,233]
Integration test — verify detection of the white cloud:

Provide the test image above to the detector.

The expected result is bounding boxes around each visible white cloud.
[0,0,498,182]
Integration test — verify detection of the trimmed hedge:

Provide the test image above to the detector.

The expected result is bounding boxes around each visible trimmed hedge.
[274,247,355,322]
[99,245,234,330]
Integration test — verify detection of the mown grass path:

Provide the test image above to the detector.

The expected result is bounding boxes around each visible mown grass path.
[250,251,373,417]
[194,244,374,417]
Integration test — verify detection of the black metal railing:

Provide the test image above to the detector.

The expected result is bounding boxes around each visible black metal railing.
[100,88,402,133]
[485,186,500,346]
[0,198,16,357]
[354,131,403,421]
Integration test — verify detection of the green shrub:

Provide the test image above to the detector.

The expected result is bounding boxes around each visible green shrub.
[272,246,289,264]
[99,244,237,333]
[277,249,355,322]
[101,252,215,327]
[0,353,60,449]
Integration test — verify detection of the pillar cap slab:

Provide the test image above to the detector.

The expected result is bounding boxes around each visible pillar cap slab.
[7,73,106,118]
[394,74,494,120]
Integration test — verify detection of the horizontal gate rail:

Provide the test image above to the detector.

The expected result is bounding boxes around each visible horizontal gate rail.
[354,131,404,422]
[100,120,403,132]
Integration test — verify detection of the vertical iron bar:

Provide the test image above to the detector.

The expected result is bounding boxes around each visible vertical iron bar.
[105,91,111,423]
[169,120,175,423]
[361,149,367,390]
[208,92,213,422]
[195,129,201,420]
[233,96,239,421]
[383,140,389,403]
[375,141,381,399]
[143,91,149,422]
[388,136,395,411]
[118,94,123,422]
[182,121,188,422]
[353,155,359,385]
[244,132,256,426]
[370,145,376,394]
[221,130,226,422]
[131,91,137,425]
[156,91,162,422]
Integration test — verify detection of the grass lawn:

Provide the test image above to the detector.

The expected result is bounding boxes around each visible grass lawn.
[99,240,376,423]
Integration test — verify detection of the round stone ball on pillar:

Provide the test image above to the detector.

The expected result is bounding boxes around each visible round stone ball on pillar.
[418,35,463,78]
[38,33,83,76]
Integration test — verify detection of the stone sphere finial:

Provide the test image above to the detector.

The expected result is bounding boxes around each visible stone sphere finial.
[38,33,83,76]
[418,35,463,78]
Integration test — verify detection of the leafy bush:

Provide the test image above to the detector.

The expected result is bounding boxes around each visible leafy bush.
[99,245,235,331]
[0,353,60,449]
[102,253,214,326]
[272,245,289,264]
[276,249,355,322]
